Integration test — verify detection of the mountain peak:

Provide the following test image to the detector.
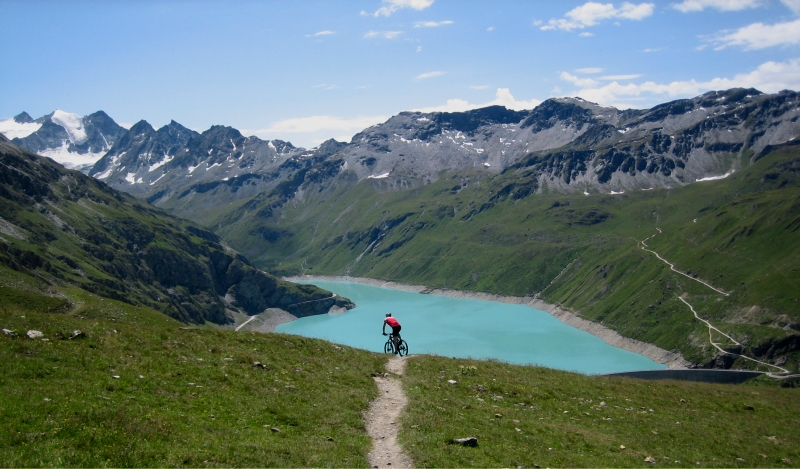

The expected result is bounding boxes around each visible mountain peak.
[13,112,34,124]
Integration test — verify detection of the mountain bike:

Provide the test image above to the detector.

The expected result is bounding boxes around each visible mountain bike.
[383,333,408,356]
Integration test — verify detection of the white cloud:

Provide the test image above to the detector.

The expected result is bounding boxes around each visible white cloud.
[414,71,446,80]
[312,84,338,90]
[672,0,762,12]
[600,74,641,80]
[369,0,434,17]
[643,47,665,52]
[576,67,604,73]
[558,58,800,108]
[707,18,800,50]
[244,114,391,148]
[414,20,453,27]
[411,88,541,113]
[365,30,403,39]
[311,30,335,36]
[783,0,800,14]
[579,32,595,36]
[542,2,655,31]
[470,85,490,90]
[416,45,423,52]
[487,26,495,31]
[560,71,600,88]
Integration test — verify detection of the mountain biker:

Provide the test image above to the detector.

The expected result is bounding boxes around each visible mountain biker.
[382,312,401,353]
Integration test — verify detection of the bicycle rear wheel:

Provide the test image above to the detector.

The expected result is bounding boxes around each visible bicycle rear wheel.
[397,340,408,356]
[384,340,394,354]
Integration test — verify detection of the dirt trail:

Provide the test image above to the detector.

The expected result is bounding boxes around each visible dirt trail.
[364,356,413,469]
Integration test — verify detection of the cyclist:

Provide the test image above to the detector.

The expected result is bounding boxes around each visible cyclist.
[382,312,402,354]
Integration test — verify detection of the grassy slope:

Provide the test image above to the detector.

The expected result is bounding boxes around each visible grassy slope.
[400,355,800,468]
[3,265,799,468]
[0,266,384,467]
[215,146,800,369]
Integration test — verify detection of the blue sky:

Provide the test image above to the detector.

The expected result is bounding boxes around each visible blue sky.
[2,0,800,147]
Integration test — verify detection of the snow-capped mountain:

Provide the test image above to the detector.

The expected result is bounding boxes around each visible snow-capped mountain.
[83,88,800,222]
[88,120,329,215]
[6,110,126,171]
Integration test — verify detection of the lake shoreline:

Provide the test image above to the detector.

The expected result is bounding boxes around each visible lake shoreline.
[286,275,691,370]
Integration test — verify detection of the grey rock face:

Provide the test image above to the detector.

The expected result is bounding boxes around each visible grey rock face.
[91,88,800,216]
[14,112,34,124]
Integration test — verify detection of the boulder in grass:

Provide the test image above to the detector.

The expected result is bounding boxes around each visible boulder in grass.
[26,330,43,339]
[453,437,478,447]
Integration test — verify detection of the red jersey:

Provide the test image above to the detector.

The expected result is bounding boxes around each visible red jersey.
[384,317,400,328]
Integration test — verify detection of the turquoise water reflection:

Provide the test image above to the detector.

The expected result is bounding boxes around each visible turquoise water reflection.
[276,281,665,374]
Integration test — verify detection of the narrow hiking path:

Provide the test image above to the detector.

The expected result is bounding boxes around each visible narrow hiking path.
[639,230,791,375]
[365,356,413,469]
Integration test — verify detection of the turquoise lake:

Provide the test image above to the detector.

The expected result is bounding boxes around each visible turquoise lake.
[276,280,665,375]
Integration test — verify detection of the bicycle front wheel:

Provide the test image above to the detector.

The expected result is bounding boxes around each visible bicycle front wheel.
[384,340,394,354]
[397,340,408,356]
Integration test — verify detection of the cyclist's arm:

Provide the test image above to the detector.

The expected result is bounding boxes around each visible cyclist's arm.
[382,321,387,335]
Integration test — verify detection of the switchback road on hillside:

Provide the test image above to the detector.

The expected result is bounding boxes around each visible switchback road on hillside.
[639,230,790,375]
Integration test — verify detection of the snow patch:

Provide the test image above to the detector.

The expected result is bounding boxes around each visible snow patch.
[610,190,625,195]
[696,170,734,182]
[368,172,390,179]
[483,162,491,167]
[39,141,105,168]
[0,118,41,139]
[124,172,137,184]
[149,174,166,186]
[149,154,174,172]
[583,191,590,196]
[188,165,199,174]
[95,166,114,180]
[51,110,88,145]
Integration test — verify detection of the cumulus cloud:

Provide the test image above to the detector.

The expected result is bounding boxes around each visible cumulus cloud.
[414,20,453,27]
[672,0,762,12]
[542,2,654,32]
[365,0,434,17]
[365,30,403,39]
[411,88,541,113]
[558,58,800,108]
[414,71,446,80]
[707,18,800,50]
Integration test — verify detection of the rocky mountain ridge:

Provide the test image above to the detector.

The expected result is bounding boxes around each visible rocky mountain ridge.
[7,110,127,171]
[6,88,799,222]
[0,134,353,324]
